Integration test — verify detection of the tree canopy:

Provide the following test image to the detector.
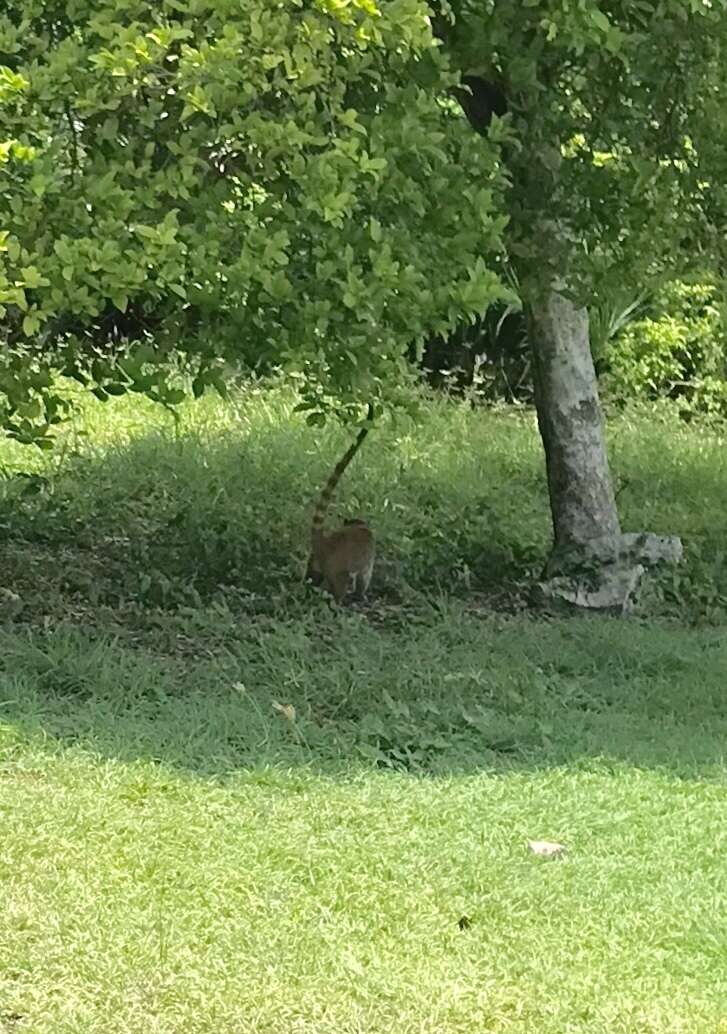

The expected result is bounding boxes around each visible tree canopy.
[0,0,509,441]
[439,0,727,301]
[2,0,727,446]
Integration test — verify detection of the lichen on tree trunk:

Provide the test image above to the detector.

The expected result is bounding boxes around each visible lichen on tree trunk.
[528,285,682,613]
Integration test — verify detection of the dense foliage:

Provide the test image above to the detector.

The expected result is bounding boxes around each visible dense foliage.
[3,0,727,446]
[422,1,727,429]
[0,0,509,442]
[604,279,727,416]
[439,0,727,303]
[420,278,727,419]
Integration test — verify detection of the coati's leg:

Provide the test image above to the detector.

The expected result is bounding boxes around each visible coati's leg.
[350,574,367,601]
[305,558,323,586]
[352,561,374,600]
[328,570,354,603]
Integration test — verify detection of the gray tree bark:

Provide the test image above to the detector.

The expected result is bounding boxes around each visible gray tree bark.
[528,286,682,613]
[530,289,621,553]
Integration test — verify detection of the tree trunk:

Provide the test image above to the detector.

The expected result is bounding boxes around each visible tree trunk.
[530,289,621,555]
[528,286,682,613]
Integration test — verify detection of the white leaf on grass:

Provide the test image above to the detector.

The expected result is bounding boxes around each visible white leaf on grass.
[272,700,296,723]
[527,839,566,857]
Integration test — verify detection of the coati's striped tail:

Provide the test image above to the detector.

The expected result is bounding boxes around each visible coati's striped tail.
[311,403,374,549]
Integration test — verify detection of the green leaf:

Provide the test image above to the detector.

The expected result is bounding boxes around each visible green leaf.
[29,175,47,197]
[22,313,40,336]
[590,9,611,33]
[20,266,49,289]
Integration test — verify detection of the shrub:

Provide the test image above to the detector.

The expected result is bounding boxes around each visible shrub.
[603,280,727,416]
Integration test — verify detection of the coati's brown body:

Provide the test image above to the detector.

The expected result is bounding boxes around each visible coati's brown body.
[306,408,375,603]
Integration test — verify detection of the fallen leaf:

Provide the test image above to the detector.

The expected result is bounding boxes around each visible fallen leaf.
[527,839,566,857]
[272,701,296,723]
[457,915,472,931]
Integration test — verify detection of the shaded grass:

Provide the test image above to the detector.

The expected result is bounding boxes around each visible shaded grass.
[1,386,727,625]
[0,384,550,622]
[1,388,727,1031]
[2,609,727,778]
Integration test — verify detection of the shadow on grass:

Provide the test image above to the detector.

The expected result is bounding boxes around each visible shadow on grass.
[0,406,727,783]
[0,417,542,623]
[1,604,726,784]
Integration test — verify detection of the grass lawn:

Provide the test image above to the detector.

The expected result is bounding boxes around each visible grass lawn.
[1,387,727,1033]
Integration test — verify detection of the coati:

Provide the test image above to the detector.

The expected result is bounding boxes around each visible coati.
[306,404,375,602]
